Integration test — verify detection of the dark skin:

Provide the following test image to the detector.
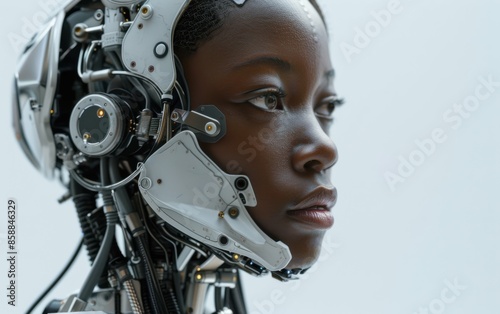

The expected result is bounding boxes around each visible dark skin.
[179,0,338,269]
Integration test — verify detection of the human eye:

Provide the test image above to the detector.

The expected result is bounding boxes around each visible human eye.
[247,88,286,111]
[315,96,345,119]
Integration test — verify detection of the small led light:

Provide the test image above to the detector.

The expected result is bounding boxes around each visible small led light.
[195,273,203,281]
[233,254,240,260]
[83,132,91,144]
[97,108,106,118]
[205,122,217,135]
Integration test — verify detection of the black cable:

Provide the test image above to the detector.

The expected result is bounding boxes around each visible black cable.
[214,287,224,312]
[71,180,100,263]
[137,235,169,314]
[25,238,84,314]
[78,210,118,301]
[229,270,247,314]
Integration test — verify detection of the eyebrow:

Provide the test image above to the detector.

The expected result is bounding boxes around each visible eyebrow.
[233,56,292,72]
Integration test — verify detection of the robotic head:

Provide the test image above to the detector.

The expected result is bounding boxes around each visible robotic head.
[12,0,298,280]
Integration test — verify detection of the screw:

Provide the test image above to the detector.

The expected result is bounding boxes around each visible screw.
[140,178,152,190]
[171,111,180,121]
[219,235,229,245]
[229,207,239,218]
[140,5,153,19]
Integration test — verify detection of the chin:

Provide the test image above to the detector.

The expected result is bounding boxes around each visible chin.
[284,234,326,270]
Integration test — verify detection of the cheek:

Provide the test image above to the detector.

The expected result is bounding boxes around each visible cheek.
[200,113,297,238]
[201,111,290,177]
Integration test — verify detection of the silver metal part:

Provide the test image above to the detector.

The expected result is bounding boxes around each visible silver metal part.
[139,131,291,271]
[55,133,74,161]
[102,7,125,49]
[69,94,124,157]
[72,9,105,43]
[123,280,144,314]
[177,246,196,272]
[101,0,142,9]
[136,109,153,141]
[171,109,221,137]
[67,296,87,312]
[186,256,224,314]
[81,69,114,83]
[55,133,80,170]
[194,268,237,288]
[121,0,191,93]
[14,11,65,179]
[232,0,247,6]
[55,289,137,313]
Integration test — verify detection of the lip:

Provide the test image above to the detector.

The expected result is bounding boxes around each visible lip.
[287,186,337,229]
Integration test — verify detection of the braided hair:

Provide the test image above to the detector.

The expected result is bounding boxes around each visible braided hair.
[174,0,326,54]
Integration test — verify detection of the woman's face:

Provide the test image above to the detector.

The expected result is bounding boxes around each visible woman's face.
[179,0,338,269]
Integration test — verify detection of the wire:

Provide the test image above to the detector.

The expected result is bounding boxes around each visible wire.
[25,238,84,314]
[137,236,170,314]
[160,224,208,258]
[214,287,224,312]
[68,162,143,192]
[230,270,248,314]
[77,210,118,301]
[112,70,163,96]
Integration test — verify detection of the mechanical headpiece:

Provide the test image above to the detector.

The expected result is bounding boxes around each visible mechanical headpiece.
[12,0,294,280]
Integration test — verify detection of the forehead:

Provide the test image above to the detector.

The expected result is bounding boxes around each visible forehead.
[195,0,330,70]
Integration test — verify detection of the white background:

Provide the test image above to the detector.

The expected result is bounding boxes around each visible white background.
[1,0,499,313]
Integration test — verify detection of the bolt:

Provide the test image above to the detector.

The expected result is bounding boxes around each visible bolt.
[140,178,152,190]
[229,207,239,218]
[171,111,180,121]
[140,5,153,19]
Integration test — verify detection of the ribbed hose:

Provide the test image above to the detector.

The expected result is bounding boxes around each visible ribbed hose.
[77,210,118,301]
[123,280,144,314]
[71,181,99,262]
[137,236,169,314]
[72,179,111,288]
[163,282,181,314]
[141,288,152,314]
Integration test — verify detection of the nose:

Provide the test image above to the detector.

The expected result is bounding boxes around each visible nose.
[291,118,338,173]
